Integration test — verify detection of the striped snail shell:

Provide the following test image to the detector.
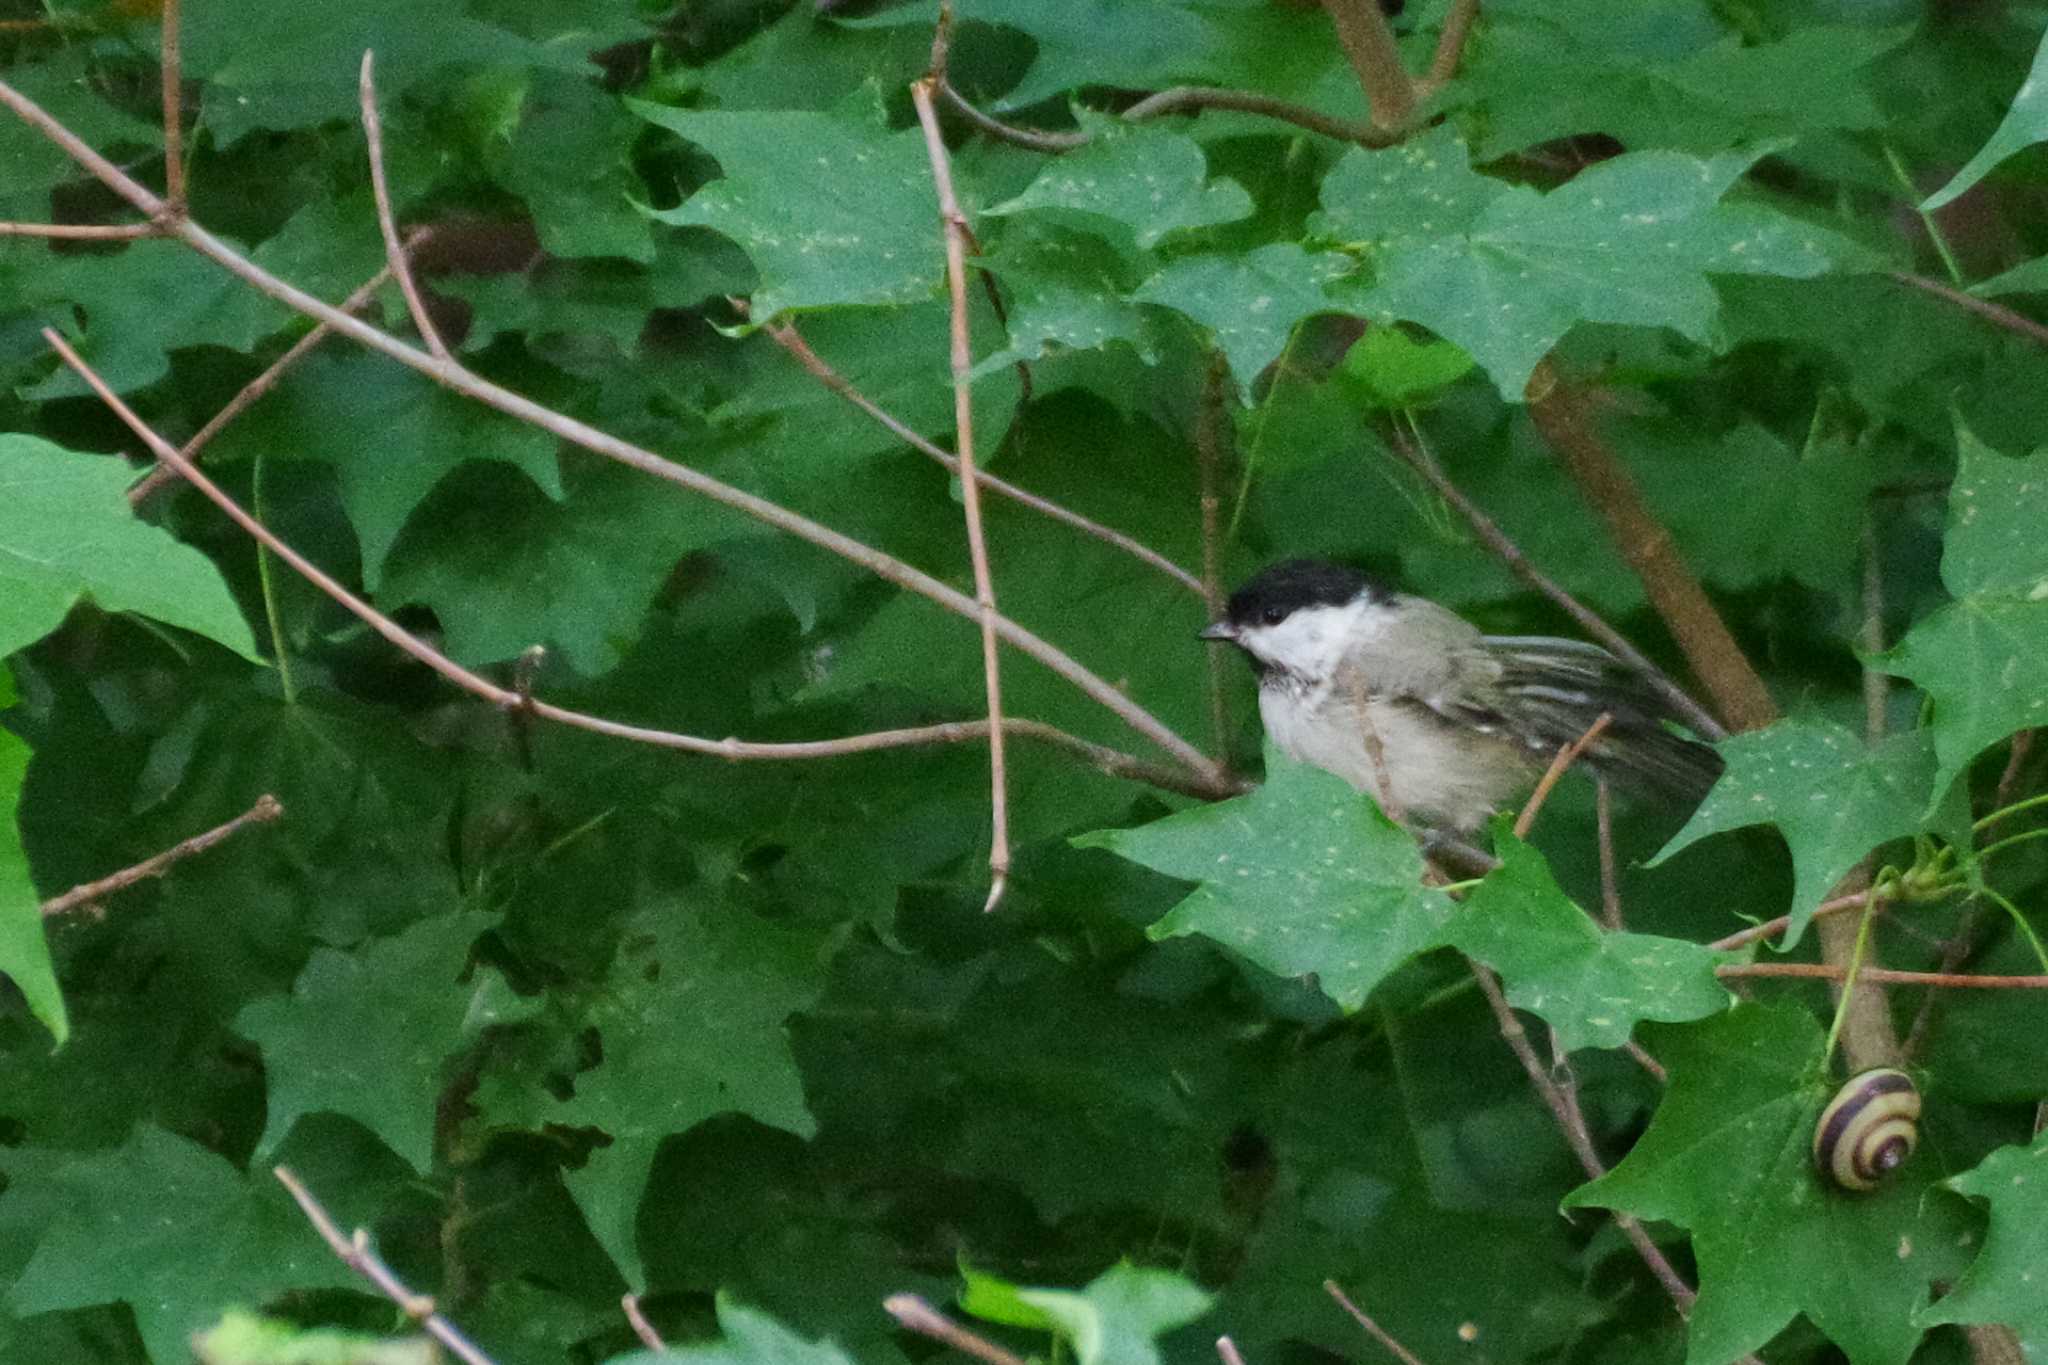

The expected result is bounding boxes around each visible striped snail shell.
[1812,1068,1921,1192]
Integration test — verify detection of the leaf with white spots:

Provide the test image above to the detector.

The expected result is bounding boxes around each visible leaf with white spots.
[976,221,1155,370]
[1132,244,1353,388]
[984,122,1253,252]
[1917,1129,2048,1350]
[632,99,941,317]
[1923,27,2048,211]
[1073,749,1452,1012]
[1882,423,2048,795]
[1650,720,1948,948]
[1441,831,1728,1053]
[1567,1005,1974,1365]
[1314,127,1850,398]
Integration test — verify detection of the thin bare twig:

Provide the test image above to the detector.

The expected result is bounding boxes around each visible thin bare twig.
[0,74,1222,782]
[1525,363,1774,733]
[1123,86,1393,145]
[159,0,185,209]
[1426,0,1481,85]
[273,1167,498,1365]
[1719,962,2048,990]
[753,313,1202,594]
[1512,712,1612,839]
[40,794,282,917]
[938,79,1392,150]
[1889,271,2048,350]
[131,240,418,503]
[0,220,158,239]
[1215,1337,1248,1365]
[621,1295,666,1351]
[912,75,1011,910]
[1196,352,1234,760]
[938,80,1087,151]
[47,328,1232,806]
[1624,1040,1668,1084]
[884,1294,1029,1365]
[1384,420,1724,741]
[1594,779,1622,930]
[359,52,450,363]
[1324,1281,1429,1365]
[1321,0,1417,129]
[1464,959,1700,1311]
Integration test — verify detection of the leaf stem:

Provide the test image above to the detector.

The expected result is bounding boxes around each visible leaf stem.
[251,452,298,706]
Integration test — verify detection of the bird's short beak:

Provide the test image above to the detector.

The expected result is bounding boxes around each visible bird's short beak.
[1198,621,1237,642]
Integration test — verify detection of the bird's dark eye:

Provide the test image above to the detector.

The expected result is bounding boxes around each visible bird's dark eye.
[1260,605,1286,625]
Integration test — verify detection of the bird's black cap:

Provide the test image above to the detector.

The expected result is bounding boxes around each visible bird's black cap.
[1200,559,1383,640]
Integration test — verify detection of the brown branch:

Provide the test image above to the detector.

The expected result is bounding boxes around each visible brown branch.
[883,1294,1029,1365]
[1426,0,1480,85]
[937,80,1088,151]
[621,1295,666,1352]
[1524,363,1774,733]
[0,221,158,239]
[274,1167,497,1365]
[131,242,417,504]
[0,75,1222,784]
[1122,86,1394,146]
[159,0,185,209]
[1512,712,1612,839]
[1463,958,1700,1313]
[1384,420,1724,741]
[755,315,1202,594]
[1324,1281,1429,1365]
[46,328,1234,807]
[1321,0,1417,129]
[359,53,450,362]
[40,794,282,917]
[1889,271,2048,350]
[1197,352,1234,760]
[1594,779,1622,930]
[1719,962,2048,989]
[912,76,1011,910]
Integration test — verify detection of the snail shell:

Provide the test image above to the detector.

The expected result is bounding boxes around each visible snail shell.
[1812,1068,1921,1192]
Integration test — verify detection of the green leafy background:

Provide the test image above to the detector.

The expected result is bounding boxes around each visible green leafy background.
[4,2,2048,1364]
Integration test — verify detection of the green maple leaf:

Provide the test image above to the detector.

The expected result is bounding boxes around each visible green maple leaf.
[1454,10,1902,160]
[4,1127,357,1364]
[205,349,564,591]
[236,911,528,1171]
[1075,750,1453,1011]
[1133,244,1353,389]
[378,458,750,674]
[1923,25,2048,210]
[1443,831,1729,1052]
[1917,1130,2048,1351]
[633,97,942,318]
[1565,1005,1973,1365]
[0,699,60,1044]
[499,903,823,1286]
[985,121,1253,252]
[18,242,282,401]
[1017,1263,1214,1365]
[0,436,259,663]
[1314,127,1848,397]
[976,222,1153,371]
[1881,424,2048,796]
[1650,720,1948,948]
[192,1311,434,1365]
[607,1293,856,1365]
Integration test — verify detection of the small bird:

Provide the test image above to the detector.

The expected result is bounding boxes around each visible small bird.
[1199,559,1722,834]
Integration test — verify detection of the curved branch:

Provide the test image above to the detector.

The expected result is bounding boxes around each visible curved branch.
[1123,86,1393,146]
[47,328,1239,804]
[0,73,1222,784]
